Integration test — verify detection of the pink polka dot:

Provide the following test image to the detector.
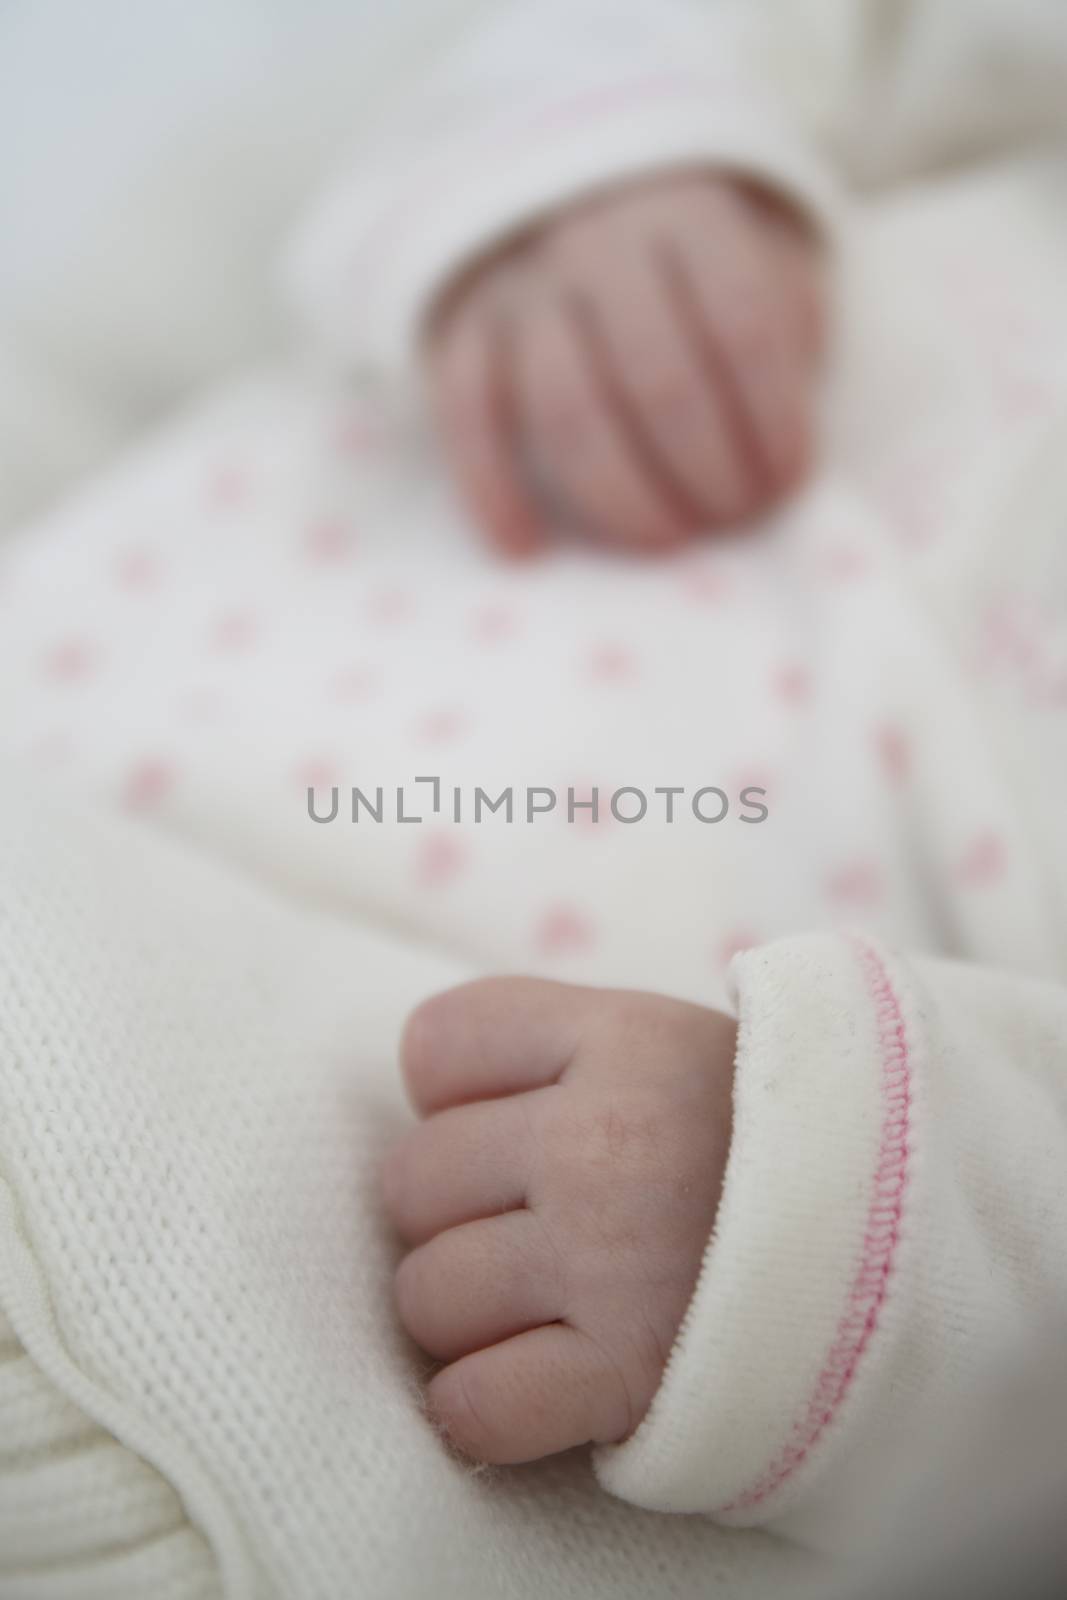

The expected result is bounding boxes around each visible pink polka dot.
[470,602,519,644]
[875,723,911,786]
[41,638,98,684]
[209,611,259,653]
[295,757,340,792]
[305,517,356,564]
[955,830,1006,888]
[333,411,392,457]
[733,765,775,799]
[586,642,637,683]
[535,904,596,957]
[879,458,946,550]
[122,758,177,812]
[114,545,161,591]
[680,563,732,605]
[718,927,758,967]
[773,663,811,708]
[826,858,883,907]
[206,462,249,508]
[415,831,468,889]
[820,544,870,582]
[415,706,467,745]
[329,664,379,705]
[366,587,413,625]
[981,597,1037,673]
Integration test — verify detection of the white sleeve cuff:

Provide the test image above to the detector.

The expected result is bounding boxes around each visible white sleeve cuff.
[284,76,841,386]
[595,932,914,1527]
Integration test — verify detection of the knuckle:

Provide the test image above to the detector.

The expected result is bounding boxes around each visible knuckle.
[542,213,601,273]
[558,1095,652,1175]
[695,175,740,223]
[530,1211,571,1302]
[592,993,663,1050]
[457,973,521,1008]
[589,1103,642,1163]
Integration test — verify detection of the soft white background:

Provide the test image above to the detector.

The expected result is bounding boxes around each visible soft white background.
[0,0,490,532]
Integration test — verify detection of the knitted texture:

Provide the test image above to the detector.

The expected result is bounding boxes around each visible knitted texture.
[0,1303,220,1598]
[0,784,801,1600]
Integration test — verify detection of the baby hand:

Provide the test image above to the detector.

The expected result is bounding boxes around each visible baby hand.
[425,171,824,555]
[383,977,736,1462]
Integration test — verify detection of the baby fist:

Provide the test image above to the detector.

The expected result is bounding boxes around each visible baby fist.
[383,977,736,1463]
[426,171,825,554]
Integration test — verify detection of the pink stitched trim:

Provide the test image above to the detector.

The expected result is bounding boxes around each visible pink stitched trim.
[721,938,913,1513]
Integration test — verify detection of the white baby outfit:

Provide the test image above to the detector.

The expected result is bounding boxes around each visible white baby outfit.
[1,2,1066,1595]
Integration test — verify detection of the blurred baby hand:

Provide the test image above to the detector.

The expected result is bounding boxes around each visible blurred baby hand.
[425,171,824,554]
[382,977,736,1463]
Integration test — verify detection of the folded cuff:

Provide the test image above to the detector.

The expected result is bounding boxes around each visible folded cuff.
[595,933,915,1522]
[286,75,842,385]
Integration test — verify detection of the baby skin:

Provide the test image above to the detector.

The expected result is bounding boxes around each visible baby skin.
[426,169,824,554]
[383,979,737,1462]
